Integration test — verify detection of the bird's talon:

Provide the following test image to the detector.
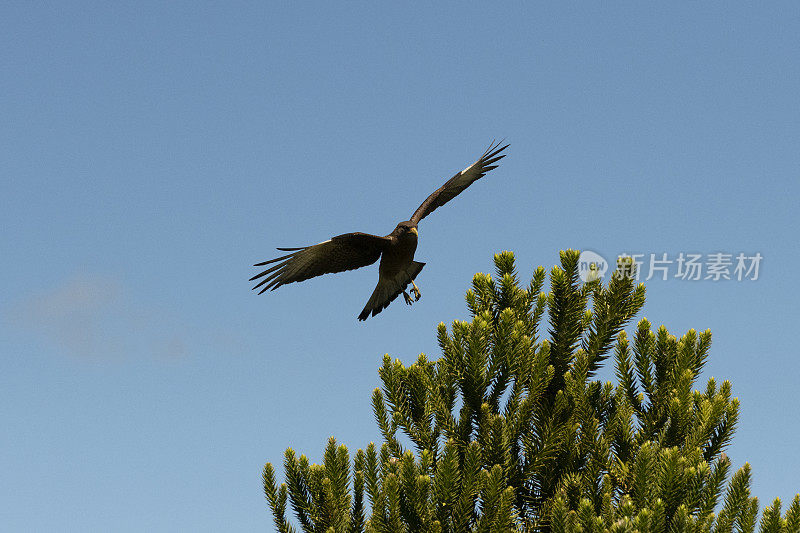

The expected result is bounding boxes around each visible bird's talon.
[403,291,413,305]
[409,281,421,301]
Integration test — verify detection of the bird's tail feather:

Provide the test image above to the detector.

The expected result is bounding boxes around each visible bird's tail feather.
[357,262,425,321]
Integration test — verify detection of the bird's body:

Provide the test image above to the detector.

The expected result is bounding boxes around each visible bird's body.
[250,141,508,320]
[376,225,419,285]
[359,223,423,320]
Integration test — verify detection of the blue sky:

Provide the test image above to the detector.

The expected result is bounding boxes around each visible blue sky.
[2,2,798,531]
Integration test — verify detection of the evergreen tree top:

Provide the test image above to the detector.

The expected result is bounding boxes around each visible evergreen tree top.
[263,250,800,533]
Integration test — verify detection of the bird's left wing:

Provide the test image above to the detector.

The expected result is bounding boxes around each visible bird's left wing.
[409,140,509,224]
[250,232,391,294]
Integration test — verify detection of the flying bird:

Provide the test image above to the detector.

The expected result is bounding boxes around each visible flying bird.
[250,141,509,320]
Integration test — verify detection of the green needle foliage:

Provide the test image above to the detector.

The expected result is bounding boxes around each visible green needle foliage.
[263,250,800,533]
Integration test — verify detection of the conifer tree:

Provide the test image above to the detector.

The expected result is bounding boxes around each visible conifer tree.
[263,250,800,532]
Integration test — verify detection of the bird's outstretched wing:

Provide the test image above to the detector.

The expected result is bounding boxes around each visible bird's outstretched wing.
[250,233,391,294]
[409,140,509,224]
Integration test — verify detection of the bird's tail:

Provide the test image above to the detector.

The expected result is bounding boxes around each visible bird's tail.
[357,262,425,321]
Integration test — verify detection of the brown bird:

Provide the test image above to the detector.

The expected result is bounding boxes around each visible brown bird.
[250,141,509,320]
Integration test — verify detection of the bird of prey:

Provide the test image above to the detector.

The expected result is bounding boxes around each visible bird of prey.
[250,141,509,321]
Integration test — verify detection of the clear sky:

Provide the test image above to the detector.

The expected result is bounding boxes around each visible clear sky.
[2,2,798,531]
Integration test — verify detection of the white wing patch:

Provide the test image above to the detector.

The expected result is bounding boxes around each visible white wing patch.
[453,162,478,187]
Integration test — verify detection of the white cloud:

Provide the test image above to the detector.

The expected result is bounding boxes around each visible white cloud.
[6,275,188,360]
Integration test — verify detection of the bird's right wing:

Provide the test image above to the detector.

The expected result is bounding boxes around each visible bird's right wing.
[250,232,391,294]
[409,140,509,225]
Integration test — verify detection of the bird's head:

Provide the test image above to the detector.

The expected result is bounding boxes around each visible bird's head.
[394,221,418,237]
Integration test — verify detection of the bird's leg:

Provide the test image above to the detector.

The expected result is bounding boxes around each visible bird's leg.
[403,291,413,305]
[410,280,421,301]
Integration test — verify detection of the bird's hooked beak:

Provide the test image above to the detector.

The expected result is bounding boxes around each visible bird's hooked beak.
[410,227,418,236]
